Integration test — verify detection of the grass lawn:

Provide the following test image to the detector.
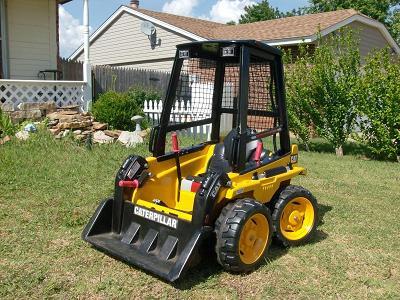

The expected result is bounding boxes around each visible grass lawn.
[1,132,400,299]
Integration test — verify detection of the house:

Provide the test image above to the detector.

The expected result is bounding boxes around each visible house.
[0,0,92,111]
[70,2,400,72]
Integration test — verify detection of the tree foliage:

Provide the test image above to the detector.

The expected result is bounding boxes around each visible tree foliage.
[283,46,313,150]
[283,30,362,156]
[238,0,302,24]
[307,0,399,23]
[308,31,361,155]
[357,50,400,161]
[239,0,281,24]
[306,0,400,44]
[390,9,400,44]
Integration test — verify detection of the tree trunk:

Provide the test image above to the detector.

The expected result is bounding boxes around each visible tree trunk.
[397,155,400,163]
[304,142,310,152]
[335,146,344,157]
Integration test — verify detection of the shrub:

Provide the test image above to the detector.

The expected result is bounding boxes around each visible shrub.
[127,86,161,108]
[357,49,400,161]
[92,87,160,130]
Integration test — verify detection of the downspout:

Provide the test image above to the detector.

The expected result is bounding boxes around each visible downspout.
[0,0,9,79]
[82,0,92,111]
[56,1,60,72]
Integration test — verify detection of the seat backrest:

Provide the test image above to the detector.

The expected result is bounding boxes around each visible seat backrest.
[208,129,266,172]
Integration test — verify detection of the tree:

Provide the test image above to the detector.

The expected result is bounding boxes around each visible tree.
[307,0,400,23]
[357,49,400,161]
[306,0,400,43]
[239,0,282,24]
[390,9,400,44]
[307,30,362,156]
[283,46,313,150]
[283,30,362,156]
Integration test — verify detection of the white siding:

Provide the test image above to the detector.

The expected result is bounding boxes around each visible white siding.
[76,11,191,70]
[7,0,58,79]
[348,21,390,58]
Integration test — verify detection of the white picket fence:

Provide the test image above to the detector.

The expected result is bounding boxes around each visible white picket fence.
[143,99,212,138]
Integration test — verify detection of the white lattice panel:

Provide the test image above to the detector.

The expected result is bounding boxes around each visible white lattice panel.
[0,80,87,110]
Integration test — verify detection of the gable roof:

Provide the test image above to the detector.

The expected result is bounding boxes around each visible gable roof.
[213,9,359,41]
[134,8,226,40]
[70,6,400,59]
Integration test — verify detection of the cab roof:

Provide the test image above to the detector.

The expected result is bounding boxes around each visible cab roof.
[176,40,282,57]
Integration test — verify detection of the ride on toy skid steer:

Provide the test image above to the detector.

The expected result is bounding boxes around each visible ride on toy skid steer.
[83,40,318,282]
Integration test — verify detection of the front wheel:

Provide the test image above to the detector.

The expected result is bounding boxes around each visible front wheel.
[215,198,273,272]
[272,185,318,246]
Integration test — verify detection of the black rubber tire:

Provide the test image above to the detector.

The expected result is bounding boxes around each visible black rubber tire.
[272,185,318,247]
[215,198,273,272]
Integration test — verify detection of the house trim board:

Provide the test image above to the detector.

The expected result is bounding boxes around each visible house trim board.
[0,0,9,78]
[69,5,206,60]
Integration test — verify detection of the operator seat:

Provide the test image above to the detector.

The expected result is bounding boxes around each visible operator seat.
[207,129,268,173]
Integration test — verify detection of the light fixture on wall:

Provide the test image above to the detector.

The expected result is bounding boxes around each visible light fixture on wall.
[141,21,161,50]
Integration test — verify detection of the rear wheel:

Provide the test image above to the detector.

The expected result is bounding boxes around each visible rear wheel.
[215,198,273,272]
[272,185,318,246]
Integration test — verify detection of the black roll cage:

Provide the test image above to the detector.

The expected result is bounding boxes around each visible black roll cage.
[149,40,291,172]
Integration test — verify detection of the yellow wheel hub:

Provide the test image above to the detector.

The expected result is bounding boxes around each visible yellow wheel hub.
[239,213,269,265]
[280,197,315,241]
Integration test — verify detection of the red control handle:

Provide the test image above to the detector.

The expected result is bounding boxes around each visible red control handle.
[171,132,179,153]
[118,179,139,188]
[254,141,263,162]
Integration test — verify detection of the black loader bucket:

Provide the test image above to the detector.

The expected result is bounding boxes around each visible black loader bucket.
[82,198,209,282]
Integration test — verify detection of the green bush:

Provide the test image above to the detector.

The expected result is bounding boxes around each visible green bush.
[284,29,362,156]
[92,87,160,130]
[0,108,16,138]
[127,86,161,108]
[357,49,400,161]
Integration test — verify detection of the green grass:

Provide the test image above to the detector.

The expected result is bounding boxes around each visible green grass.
[1,131,400,299]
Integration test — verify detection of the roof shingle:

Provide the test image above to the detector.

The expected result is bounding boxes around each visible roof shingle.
[134,8,226,39]
[133,8,361,42]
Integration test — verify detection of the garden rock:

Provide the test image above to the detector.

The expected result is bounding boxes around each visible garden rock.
[10,109,42,122]
[93,122,107,131]
[93,131,114,144]
[82,130,94,135]
[16,131,29,141]
[17,102,57,114]
[46,111,87,123]
[49,128,61,135]
[104,130,121,138]
[0,135,11,145]
[117,131,143,147]
[58,105,80,113]
[57,120,92,130]
[73,130,82,135]
[138,129,149,138]
[1,103,14,112]
[63,130,71,137]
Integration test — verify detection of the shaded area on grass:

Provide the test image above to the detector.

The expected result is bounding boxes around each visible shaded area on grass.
[298,138,370,157]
